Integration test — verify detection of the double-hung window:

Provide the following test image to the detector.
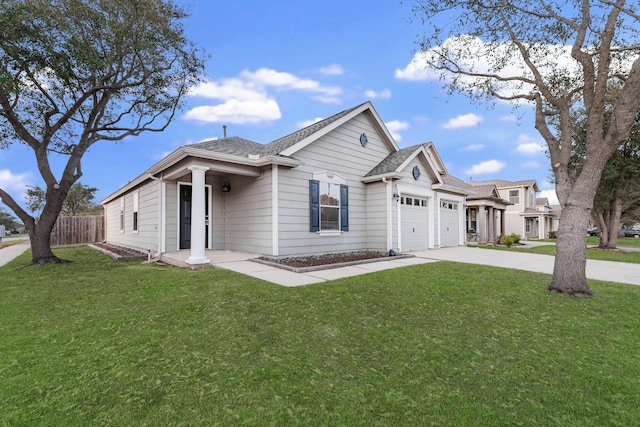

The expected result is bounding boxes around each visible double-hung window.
[119,197,125,233]
[309,179,349,233]
[509,189,519,204]
[132,191,139,233]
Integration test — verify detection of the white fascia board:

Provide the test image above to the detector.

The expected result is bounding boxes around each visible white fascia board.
[396,146,442,184]
[361,173,402,184]
[101,148,302,205]
[279,101,399,157]
[431,183,473,195]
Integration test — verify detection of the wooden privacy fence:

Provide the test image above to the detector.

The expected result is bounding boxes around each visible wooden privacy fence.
[50,215,104,247]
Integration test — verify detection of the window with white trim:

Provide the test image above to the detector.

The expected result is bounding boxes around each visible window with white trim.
[309,179,348,232]
[529,188,535,207]
[119,197,125,233]
[132,191,139,232]
[509,189,519,204]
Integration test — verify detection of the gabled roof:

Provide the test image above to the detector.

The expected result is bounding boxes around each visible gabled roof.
[362,142,447,187]
[364,143,425,178]
[189,136,263,157]
[266,101,398,157]
[436,173,475,196]
[261,104,362,156]
[536,197,550,206]
[469,179,539,192]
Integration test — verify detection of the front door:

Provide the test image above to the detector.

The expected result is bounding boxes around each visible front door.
[179,184,209,249]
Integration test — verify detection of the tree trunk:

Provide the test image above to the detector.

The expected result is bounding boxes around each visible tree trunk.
[605,194,623,248]
[27,186,71,265]
[549,204,593,297]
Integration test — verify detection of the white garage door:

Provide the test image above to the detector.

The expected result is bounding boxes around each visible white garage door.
[401,196,429,251]
[440,200,460,247]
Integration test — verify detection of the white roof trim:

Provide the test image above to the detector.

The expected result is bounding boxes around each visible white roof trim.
[279,101,400,157]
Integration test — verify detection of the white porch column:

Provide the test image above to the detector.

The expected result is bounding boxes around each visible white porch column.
[187,165,210,265]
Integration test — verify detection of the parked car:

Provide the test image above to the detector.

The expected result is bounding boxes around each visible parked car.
[587,227,598,236]
[619,227,640,238]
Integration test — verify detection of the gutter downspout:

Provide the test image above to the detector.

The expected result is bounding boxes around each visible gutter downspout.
[382,177,393,251]
[147,173,164,259]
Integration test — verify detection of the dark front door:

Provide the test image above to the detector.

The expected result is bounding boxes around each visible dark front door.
[179,184,209,249]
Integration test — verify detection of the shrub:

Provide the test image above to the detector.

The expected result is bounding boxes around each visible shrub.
[548,231,557,239]
[510,233,521,244]
[498,233,516,247]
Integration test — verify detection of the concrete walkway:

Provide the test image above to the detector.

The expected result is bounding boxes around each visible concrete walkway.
[3,241,639,288]
[0,241,30,267]
[208,246,640,287]
[416,246,640,287]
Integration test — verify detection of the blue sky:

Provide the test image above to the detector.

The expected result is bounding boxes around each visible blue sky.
[0,0,558,214]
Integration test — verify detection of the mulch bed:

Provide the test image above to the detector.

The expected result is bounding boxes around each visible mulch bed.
[91,243,147,261]
[255,250,411,273]
[266,251,389,268]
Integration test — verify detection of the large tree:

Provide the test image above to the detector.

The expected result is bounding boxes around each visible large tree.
[26,182,100,217]
[411,0,640,296]
[571,93,640,248]
[0,0,204,265]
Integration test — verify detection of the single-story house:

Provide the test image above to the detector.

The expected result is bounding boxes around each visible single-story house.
[101,101,471,265]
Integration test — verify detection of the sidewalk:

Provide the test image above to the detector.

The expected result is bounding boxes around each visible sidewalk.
[415,246,640,287]
[0,242,30,267]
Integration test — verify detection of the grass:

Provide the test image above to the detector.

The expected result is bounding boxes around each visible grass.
[587,235,640,248]
[491,241,640,264]
[498,244,640,263]
[2,247,640,426]
[0,238,29,248]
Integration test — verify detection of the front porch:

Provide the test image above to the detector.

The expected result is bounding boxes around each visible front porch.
[160,249,261,269]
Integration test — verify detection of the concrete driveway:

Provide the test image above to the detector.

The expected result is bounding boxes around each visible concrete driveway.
[414,246,640,287]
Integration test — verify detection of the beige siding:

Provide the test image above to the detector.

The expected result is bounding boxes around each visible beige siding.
[223,168,273,254]
[164,181,178,252]
[208,175,225,250]
[366,181,388,250]
[104,180,159,253]
[277,112,392,256]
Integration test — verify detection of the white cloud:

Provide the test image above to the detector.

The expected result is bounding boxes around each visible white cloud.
[464,160,505,176]
[297,117,324,128]
[185,68,342,124]
[516,135,546,154]
[0,169,33,202]
[395,35,586,100]
[317,64,344,76]
[184,99,281,124]
[365,89,392,99]
[539,189,559,205]
[461,144,484,152]
[442,113,483,129]
[385,120,409,141]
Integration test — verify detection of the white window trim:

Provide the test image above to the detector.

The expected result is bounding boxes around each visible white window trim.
[132,191,139,234]
[119,197,125,234]
[313,171,346,235]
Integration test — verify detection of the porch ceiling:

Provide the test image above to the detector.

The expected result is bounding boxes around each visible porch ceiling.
[161,158,263,181]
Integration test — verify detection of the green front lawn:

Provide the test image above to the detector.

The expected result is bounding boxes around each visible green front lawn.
[488,244,640,263]
[587,235,640,248]
[2,247,640,426]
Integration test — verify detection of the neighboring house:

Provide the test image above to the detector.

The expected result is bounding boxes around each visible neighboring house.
[467,179,556,239]
[101,102,471,265]
[450,179,512,244]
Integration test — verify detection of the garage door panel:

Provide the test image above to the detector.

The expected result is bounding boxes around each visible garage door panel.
[440,201,459,247]
[401,196,429,251]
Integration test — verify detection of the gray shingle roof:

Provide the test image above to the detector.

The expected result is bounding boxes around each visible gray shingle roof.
[188,136,264,156]
[365,143,424,177]
[468,179,537,188]
[262,103,365,156]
